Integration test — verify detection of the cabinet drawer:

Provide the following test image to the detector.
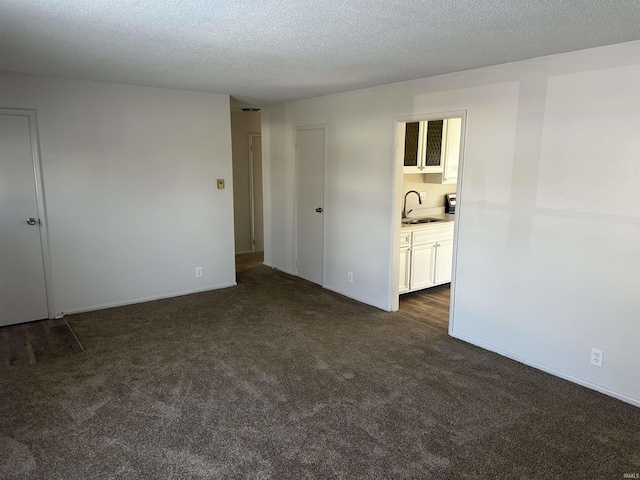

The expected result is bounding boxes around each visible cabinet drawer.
[411,224,454,246]
[400,232,411,247]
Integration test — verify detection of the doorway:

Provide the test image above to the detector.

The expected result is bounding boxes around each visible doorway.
[295,126,325,286]
[234,133,264,273]
[0,109,53,326]
[392,111,466,333]
[231,110,264,274]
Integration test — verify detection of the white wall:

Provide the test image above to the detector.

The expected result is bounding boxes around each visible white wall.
[403,173,456,215]
[230,111,261,253]
[0,73,236,314]
[262,41,640,406]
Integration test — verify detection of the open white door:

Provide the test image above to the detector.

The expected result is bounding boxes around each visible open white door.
[295,127,325,285]
[250,134,264,252]
[0,111,50,326]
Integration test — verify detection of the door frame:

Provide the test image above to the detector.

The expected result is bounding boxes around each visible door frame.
[1,108,55,319]
[390,110,467,335]
[248,133,261,254]
[294,124,328,286]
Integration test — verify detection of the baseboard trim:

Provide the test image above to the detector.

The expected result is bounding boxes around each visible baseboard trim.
[263,262,296,277]
[260,264,390,311]
[449,330,640,408]
[62,282,238,316]
[324,284,389,311]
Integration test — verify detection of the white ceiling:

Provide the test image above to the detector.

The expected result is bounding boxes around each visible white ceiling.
[1,1,639,107]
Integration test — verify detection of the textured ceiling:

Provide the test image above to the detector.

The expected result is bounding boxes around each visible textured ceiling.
[1,1,640,106]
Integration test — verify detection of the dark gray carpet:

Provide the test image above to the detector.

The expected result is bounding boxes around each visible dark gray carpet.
[1,266,638,479]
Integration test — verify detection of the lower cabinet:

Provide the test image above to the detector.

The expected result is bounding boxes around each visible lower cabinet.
[400,224,453,294]
[410,243,436,290]
[433,238,453,285]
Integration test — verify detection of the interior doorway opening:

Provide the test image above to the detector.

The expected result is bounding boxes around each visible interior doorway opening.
[231,110,264,273]
[392,110,466,333]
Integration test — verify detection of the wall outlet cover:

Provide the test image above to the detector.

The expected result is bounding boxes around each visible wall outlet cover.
[591,348,603,367]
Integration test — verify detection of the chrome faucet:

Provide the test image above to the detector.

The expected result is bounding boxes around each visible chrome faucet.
[403,190,422,219]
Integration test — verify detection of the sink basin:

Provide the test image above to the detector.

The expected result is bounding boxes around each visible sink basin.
[402,217,445,224]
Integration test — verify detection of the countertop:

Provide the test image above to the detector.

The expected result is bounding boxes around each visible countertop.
[401,213,455,230]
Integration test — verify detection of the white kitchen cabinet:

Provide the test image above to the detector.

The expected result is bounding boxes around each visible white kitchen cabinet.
[400,120,447,174]
[410,242,436,290]
[399,222,454,294]
[433,238,453,285]
[424,117,462,184]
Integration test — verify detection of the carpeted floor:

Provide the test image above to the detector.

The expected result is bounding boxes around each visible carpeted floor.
[235,252,264,272]
[1,266,638,479]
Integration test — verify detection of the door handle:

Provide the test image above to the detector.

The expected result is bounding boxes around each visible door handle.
[315,208,323,213]
[27,217,38,226]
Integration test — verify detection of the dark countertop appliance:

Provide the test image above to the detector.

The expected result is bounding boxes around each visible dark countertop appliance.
[445,193,456,214]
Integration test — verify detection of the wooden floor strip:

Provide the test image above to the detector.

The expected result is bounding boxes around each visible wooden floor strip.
[0,318,83,370]
[399,285,451,331]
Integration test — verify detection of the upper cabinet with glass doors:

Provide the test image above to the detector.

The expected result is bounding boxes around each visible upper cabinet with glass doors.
[399,117,462,183]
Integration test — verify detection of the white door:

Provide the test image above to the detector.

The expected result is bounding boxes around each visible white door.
[0,112,49,326]
[295,127,324,285]
[251,135,264,252]
[410,243,436,290]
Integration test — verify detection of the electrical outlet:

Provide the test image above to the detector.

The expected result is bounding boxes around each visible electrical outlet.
[196,267,203,278]
[591,348,603,367]
[419,191,426,200]
[347,271,353,283]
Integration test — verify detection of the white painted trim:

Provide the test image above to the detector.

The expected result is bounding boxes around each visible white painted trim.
[1,108,56,319]
[293,124,328,287]
[248,133,261,253]
[388,120,403,311]
[61,282,238,316]
[248,133,256,254]
[450,330,640,408]
[260,113,273,268]
[447,112,467,337]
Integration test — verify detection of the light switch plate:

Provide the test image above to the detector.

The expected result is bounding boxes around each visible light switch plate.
[217,179,225,189]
